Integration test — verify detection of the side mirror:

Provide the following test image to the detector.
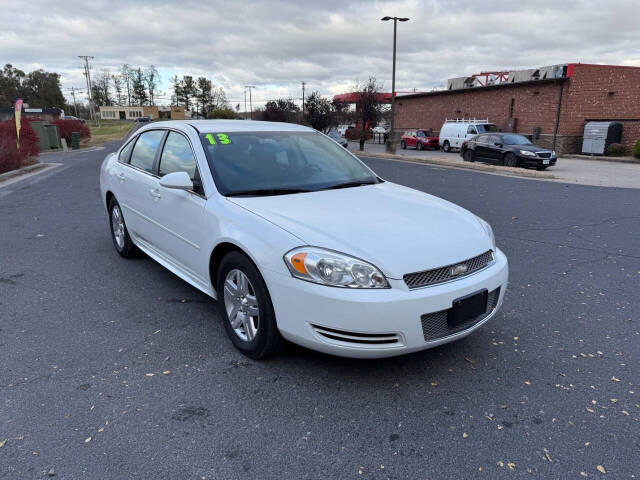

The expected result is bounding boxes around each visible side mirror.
[159,171,193,190]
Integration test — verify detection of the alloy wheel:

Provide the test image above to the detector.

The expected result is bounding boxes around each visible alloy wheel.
[111,205,125,250]
[223,269,260,342]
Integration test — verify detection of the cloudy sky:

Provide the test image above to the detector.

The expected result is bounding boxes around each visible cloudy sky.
[1,0,638,109]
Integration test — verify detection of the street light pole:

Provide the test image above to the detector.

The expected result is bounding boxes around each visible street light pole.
[381,16,409,154]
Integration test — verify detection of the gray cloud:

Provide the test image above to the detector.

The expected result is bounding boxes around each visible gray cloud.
[0,0,638,107]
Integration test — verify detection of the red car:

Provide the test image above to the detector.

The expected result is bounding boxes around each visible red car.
[400,130,439,150]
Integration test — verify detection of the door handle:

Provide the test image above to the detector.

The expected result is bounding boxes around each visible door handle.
[117,172,126,181]
[149,189,161,199]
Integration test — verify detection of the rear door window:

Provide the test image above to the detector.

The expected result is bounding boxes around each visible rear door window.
[159,132,198,180]
[129,130,165,174]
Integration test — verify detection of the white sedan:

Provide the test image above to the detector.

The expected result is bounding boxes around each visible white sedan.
[100,120,508,359]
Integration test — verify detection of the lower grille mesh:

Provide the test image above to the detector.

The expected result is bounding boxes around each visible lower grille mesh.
[421,288,500,341]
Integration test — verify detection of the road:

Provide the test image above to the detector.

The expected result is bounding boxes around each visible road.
[1,144,639,479]
[350,141,640,189]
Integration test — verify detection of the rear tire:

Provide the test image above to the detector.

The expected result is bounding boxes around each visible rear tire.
[217,251,285,359]
[400,140,406,149]
[503,152,518,167]
[463,149,475,162]
[442,141,451,152]
[108,198,140,258]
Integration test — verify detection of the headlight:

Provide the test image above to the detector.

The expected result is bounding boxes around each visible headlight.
[476,217,496,250]
[284,247,389,288]
[519,150,536,157]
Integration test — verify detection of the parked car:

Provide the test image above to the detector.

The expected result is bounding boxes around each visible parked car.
[400,130,439,150]
[62,115,86,124]
[135,116,151,123]
[460,133,557,169]
[337,125,351,137]
[439,119,497,152]
[372,126,389,134]
[100,120,507,359]
[327,129,348,148]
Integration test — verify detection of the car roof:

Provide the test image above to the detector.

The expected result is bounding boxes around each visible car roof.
[144,119,313,134]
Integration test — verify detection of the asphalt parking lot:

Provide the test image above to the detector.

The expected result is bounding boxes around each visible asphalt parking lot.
[1,144,639,479]
[350,141,640,189]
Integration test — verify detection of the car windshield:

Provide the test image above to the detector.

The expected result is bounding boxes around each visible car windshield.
[503,134,532,145]
[200,131,379,196]
[476,124,498,133]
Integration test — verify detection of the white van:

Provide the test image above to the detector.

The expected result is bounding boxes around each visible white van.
[439,119,497,152]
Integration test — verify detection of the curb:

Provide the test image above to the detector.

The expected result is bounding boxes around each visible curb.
[0,163,49,182]
[354,151,556,179]
[0,163,60,185]
[562,154,640,165]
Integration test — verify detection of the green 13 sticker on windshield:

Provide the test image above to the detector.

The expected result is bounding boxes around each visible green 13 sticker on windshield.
[205,133,232,145]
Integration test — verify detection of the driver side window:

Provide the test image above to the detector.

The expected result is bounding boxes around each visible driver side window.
[158,132,202,194]
[467,125,477,135]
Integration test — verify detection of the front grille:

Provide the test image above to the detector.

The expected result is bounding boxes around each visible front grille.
[421,288,500,341]
[403,250,494,289]
[311,324,401,346]
[536,152,552,158]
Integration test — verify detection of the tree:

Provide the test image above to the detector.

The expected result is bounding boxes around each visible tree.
[91,70,112,106]
[145,65,159,105]
[304,91,337,133]
[131,68,147,106]
[121,64,132,106]
[354,77,384,150]
[261,98,300,123]
[195,77,212,117]
[180,76,196,111]
[171,75,182,107]
[207,106,236,119]
[112,74,125,106]
[21,69,66,108]
[0,64,25,107]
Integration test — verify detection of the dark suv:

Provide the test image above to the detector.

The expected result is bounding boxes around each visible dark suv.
[460,133,557,170]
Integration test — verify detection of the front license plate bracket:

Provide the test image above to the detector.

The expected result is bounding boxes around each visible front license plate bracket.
[447,289,488,327]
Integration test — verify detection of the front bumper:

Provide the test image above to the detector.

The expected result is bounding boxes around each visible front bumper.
[264,248,508,358]
[517,154,557,167]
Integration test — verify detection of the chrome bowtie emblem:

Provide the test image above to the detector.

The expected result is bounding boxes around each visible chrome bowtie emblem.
[450,264,469,276]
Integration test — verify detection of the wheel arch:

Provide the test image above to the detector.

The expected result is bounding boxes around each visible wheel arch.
[105,190,114,211]
[209,241,259,295]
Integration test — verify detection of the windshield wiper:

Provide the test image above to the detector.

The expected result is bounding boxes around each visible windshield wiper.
[319,180,379,191]
[225,188,311,197]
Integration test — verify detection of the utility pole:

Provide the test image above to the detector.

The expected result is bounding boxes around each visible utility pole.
[244,85,255,120]
[68,87,82,116]
[244,88,247,120]
[78,55,96,124]
[301,81,306,114]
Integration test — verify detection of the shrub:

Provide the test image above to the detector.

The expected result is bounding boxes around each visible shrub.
[52,118,91,144]
[0,119,40,173]
[634,138,640,159]
[345,127,372,141]
[606,143,629,157]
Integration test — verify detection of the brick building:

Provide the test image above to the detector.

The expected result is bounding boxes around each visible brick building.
[394,63,640,154]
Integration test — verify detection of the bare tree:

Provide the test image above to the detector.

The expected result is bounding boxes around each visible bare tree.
[144,65,159,105]
[121,64,132,106]
[112,74,125,106]
[354,77,384,151]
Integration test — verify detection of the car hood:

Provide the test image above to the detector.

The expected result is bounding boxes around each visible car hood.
[228,182,492,279]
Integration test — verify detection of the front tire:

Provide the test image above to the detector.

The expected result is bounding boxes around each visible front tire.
[108,198,139,258]
[442,141,451,152]
[217,251,284,359]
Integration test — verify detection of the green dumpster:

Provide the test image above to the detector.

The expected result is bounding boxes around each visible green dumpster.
[71,132,80,150]
[44,124,61,149]
[29,121,50,151]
